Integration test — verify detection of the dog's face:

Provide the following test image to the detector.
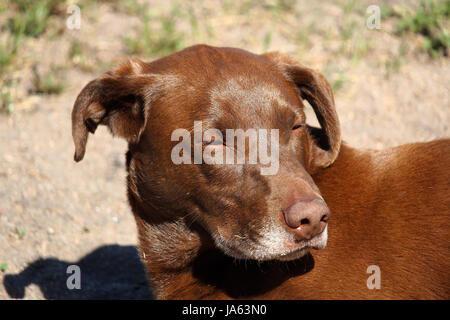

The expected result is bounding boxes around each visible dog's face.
[71,45,341,261]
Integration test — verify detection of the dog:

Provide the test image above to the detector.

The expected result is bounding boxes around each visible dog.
[71,45,450,299]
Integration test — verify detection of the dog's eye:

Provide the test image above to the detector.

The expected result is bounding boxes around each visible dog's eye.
[292,123,304,131]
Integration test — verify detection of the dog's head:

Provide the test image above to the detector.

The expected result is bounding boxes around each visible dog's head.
[72,45,341,261]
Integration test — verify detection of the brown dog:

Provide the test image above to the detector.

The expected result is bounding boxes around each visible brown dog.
[71,45,450,299]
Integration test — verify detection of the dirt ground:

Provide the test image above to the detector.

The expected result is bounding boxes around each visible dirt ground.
[0,0,448,299]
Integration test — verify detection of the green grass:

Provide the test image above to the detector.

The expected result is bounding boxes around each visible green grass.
[380,5,394,19]
[351,37,372,64]
[69,41,83,60]
[323,66,347,94]
[0,33,21,71]
[295,26,312,50]
[32,66,66,95]
[15,227,26,240]
[268,0,296,15]
[124,9,185,57]
[0,0,64,73]
[187,5,199,36]
[396,0,449,57]
[338,19,372,64]
[0,263,8,272]
[385,42,406,73]
[331,76,345,93]
[0,78,17,114]
[69,41,97,72]
[7,0,64,38]
[0,91,14,114]
[342,0,358,15]
[262,30,272,51]
[329,71,347,94]
[82,0,143,14]
[239,0,257,15]
[341,19,357,41]
[34,74,65,94]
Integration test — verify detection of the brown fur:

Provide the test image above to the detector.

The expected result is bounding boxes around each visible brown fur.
[71,45,450,299]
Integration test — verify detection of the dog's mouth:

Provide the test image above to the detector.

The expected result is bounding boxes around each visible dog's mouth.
[276,227,328,261]
[214,226,328,262]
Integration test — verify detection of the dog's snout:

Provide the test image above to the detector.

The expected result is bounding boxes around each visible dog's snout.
[282,198,330,240]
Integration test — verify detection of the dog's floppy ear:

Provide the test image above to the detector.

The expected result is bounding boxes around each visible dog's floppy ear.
[263,52,341,170]
[72,58,152,162]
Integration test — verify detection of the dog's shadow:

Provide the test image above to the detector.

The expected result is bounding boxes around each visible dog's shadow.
[4,244,315,299]
[193,250,315,298]
[3,245,153,299]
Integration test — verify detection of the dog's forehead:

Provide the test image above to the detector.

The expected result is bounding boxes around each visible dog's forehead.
[208,75,295,125]
[148,45,303,128]
[151,45,291,92]
[210,75,289,108]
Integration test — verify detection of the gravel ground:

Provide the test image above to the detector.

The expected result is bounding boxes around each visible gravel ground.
[0,0,448,299]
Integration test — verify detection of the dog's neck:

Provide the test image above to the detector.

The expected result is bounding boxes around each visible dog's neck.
[135,211,318,299]
[133,211,215,298]
[312,142,382,200]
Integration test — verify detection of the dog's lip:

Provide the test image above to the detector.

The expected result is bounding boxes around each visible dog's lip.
[215,226,327,261]
[276,247,310,261]
[276,240,317,260]
[283,229,327,251]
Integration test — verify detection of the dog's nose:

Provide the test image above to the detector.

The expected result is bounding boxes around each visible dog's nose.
[282,198,330,240]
